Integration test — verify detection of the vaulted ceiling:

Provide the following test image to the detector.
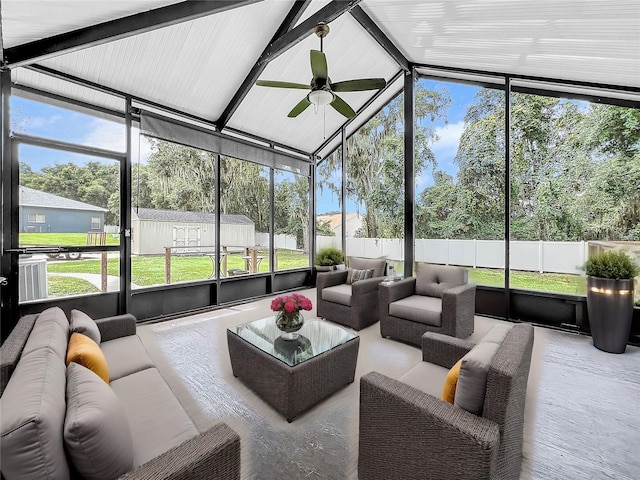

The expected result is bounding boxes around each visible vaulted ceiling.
[2,0,639,159]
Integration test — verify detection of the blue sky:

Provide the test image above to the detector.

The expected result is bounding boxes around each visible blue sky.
[13,81,480,215]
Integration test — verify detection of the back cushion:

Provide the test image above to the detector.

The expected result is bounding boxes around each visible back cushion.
[0,347,70,480]
[415,263,467,298]
[454,341,499,415]
[349,257,386,278]
[70,309,101,345]
[22,306,70,362]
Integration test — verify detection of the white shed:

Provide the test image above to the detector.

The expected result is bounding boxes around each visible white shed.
[131,208,255,255]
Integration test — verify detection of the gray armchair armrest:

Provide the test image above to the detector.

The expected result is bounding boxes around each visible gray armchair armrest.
[441,283,476,337]
[119,422,241,480]
[379,277,416,304]
[316,270,349,290]
[422,332,475,368]
[359,372,499,480]
[95,313,137,342]
[351,276,386,295]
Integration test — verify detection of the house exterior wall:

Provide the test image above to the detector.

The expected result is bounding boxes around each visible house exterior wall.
[19,206,104,233]
[131,220,255,255]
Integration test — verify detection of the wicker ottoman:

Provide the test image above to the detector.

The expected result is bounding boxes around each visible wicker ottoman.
[227,317,359,422]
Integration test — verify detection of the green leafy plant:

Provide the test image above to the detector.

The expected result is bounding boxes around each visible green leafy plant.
[315,247,344,267]
[585,250,639,279]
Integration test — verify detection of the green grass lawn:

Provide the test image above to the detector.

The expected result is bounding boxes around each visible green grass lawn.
[468,268,587,295]
[48,276,99,297]
[20,232,120,246]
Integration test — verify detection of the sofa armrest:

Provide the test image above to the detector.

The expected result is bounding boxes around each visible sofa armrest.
[379,277,416,304]
[351,276,386,295]
[95,314,137,342]
[359,372,499,480]
[0,314,38,397]
[422,332,475,368]
[316,270,348,290]
[118,422,241,480]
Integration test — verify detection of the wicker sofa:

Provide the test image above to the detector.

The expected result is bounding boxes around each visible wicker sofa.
[359,323,534,480]
[0,307,240,480]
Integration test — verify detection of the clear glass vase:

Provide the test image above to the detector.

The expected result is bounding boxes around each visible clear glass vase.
[275,310,304,340]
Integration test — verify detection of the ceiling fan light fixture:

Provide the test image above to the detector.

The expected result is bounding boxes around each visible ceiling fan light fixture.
[308,89,334,106]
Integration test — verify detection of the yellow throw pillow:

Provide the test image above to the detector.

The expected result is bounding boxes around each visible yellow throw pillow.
[441,359,462,404]
[66,332,110,384]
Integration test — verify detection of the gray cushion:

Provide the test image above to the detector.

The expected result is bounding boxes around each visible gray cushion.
[415,263,468,298]
[101,335,155,381]
[22,306,69,362]
[346,267,374,284]
[398,361,449,398]
[110,368,198,467]
[321,284,353,307]
[349,257,387,278]
[389,295,442,326]
[64,363,134,480]
[0,347,70,480]
[454,341,500,415]
[70,309,101,345]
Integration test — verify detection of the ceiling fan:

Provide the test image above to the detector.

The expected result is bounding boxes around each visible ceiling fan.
[256,23,387,119]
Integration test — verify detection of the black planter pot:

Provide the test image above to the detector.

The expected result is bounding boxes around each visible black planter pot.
[587,276,634,353]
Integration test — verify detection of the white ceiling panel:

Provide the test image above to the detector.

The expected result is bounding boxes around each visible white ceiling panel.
[293,0,331,27]
[12,67,126,114]
[228,13,400,154]
[361,0,640,88]
[37,1,294,121]
[1,0,182,48]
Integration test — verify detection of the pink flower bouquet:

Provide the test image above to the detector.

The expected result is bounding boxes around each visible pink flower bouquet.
[270,293,313,315]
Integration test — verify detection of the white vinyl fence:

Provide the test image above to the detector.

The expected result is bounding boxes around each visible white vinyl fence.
[256,233,297,250]
[317,236,590,275]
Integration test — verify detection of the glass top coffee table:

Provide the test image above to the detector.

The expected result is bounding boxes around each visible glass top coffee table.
[227,317,360,422]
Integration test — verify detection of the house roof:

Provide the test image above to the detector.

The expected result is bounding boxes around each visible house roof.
[19,186,109,212]
[3,1,638,159]
[133,207,254,225]
[317,212,360,229]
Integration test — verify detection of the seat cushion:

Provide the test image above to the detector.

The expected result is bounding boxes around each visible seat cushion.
[349,257,387,278]
[455,341,500,415]
[322,284,353,307]
[66,333,110,384]
[22,306,69,362]
[415,263,467,298]
[110,368,198,467]
[389,295,442,326]
[399,361,449,398]
[64,363,134,480]
[101,335,155,381]
[480,323,513,345]
[70,309,101,344]
[0,347,70,480]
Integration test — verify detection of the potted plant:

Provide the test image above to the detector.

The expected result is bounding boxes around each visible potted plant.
[314,247,344,272]
[585,250,639,353]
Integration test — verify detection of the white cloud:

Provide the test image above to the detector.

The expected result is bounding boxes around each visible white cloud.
[432,120,465,155]
[81,120,153,164]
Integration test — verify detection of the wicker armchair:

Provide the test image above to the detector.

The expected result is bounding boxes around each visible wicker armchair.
[359,323,534,480]
[316,257,387,330]
[379,263,475,346]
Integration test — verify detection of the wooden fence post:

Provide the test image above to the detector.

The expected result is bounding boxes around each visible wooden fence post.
[101,252,107,292]
[165,247,171,284]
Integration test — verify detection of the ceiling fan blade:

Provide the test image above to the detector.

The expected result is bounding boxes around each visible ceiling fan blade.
[256,80,310,89]
[330,78,387,92]
[330,94,356,119]
[288,97,312,118]
[310,50,328,81]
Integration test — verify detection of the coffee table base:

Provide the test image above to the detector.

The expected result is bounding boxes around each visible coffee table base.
[227,330,359,422]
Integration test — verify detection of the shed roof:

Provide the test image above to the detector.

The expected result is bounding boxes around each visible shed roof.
[133,207,254,225]
[3,1,638,158]
[19,186,109,212]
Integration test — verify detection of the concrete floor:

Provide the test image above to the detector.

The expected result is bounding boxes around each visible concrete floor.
[136,289,640,480]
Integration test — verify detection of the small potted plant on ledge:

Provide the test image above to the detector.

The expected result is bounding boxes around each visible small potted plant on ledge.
[314,247,344,272]
[586,250,639,353]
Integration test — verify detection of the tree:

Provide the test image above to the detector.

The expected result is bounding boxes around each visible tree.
[274,174,310,252]
[320,81,451,238]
